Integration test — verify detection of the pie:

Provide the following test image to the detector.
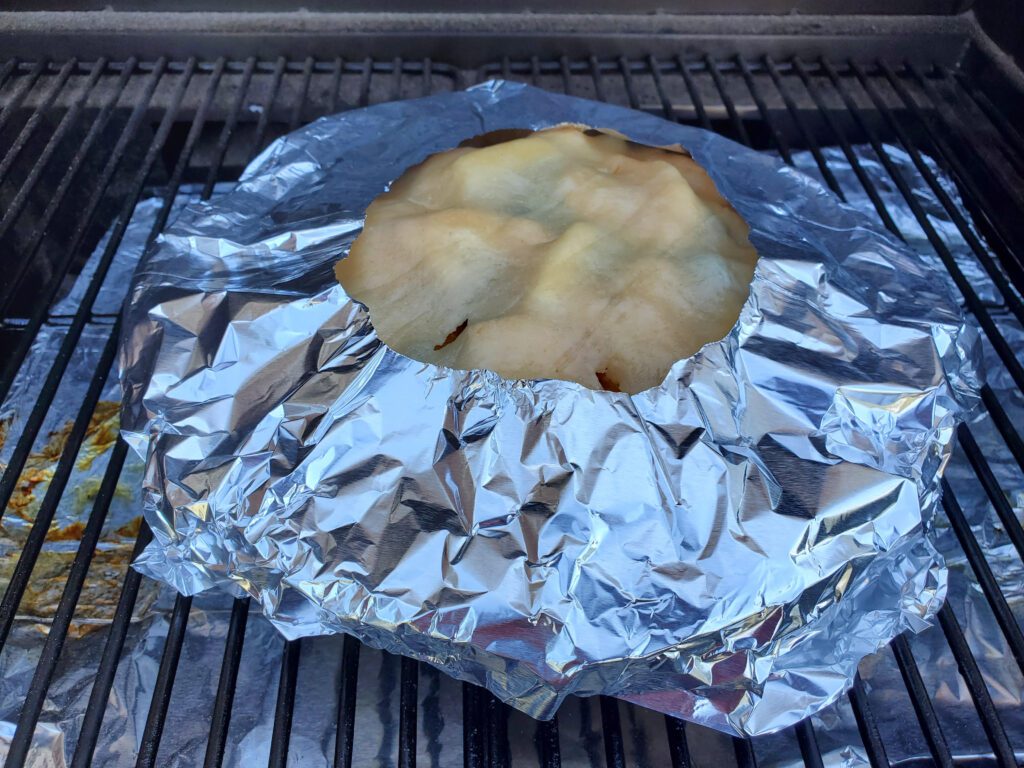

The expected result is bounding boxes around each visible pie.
[335,125,758,393]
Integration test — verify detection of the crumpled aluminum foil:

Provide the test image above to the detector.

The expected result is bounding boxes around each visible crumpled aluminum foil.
[118,81,981,737]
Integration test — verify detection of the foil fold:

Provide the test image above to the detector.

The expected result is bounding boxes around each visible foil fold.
[119,81,980,736]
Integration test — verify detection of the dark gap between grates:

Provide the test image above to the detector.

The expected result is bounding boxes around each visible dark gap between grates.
[0,54,1020,768]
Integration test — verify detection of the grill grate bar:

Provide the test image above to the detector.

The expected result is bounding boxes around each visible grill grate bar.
[0,322,122,652]
[4,439,130,768]
[664,715,691,768]
[328,56,344,113]
[646,54,675,121]
[137,595,195,768]
[617,56,640,109]
[334,635,361,768]
[536,716,562,768]
[356,57,373,108]
[399,656,419,768]
[795,720,825,768]
[733,735,759,767]
[0,58,76,185]
[252,56,287,156]
[462,683,485,768]
[599,696,626,768]
[848,675,891,767]
[706,56,751,146]
[786,66,1019,475]
[936,604,1017,767]
[559,55,573,98]
[0,59,46,136]
[203,597,250,768]
[268,639,301,768]
[422,58,433,97]
[70,526,154,768]
[485,692,511,768]
[941,480,1024,672]
[588,58,606,104]
[978,385,1024,472]
[957,424,1024,561]
[587,57,606,104]
[890,635,955,768]
[676,56,711,131]
[391,57,406,102]
[290,56,315,131]
[0,57,17,94]
[202,55,256,200]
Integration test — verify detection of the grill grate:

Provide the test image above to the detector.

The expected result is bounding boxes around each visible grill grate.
[0,54,1022,768]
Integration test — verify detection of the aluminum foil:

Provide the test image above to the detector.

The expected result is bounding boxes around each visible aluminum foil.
[118,81,980,737]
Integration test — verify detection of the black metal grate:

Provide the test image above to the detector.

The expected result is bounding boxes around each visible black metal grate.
[0,54,1022,768]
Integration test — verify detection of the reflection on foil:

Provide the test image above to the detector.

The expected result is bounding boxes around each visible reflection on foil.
[4,89,1020,766]
[118,82,979,738]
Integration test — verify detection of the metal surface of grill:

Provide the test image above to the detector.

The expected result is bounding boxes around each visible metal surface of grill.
[0,54,1022,767]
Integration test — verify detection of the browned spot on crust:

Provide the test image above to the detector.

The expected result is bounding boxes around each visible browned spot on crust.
[458,128,536,149]
[595,370,621,392]
[434,319,469,351]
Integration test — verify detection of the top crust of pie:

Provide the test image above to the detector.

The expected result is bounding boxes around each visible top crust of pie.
[335,125,759,394]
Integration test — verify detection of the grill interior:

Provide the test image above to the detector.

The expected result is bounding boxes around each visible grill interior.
[0,51,1022,768]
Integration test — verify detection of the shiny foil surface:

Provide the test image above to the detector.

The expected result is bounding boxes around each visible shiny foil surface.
[118,81,980,737]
